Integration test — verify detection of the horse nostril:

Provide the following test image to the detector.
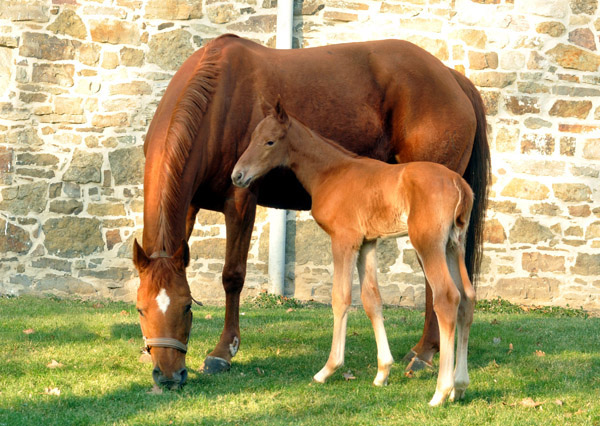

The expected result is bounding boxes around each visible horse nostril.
[178,368,188,384]
[233,171,244,184]
[152,367,162,386]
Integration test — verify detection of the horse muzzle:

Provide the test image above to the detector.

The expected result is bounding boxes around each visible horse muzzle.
[153,366,188,389]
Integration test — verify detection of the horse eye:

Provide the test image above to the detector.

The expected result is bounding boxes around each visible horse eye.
[265,140,275,146]
[137,308,144,317]
[184,304,192,314]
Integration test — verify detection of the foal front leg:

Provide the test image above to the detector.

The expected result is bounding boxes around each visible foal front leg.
[313,241,357,383]
[357,240,393,386]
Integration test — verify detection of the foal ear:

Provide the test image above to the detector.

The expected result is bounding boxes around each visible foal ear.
[133,239,150,272]
[173,240,190,270]
[274,95,289,125]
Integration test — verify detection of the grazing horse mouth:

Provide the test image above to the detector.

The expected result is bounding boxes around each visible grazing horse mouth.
[153,366,188,390]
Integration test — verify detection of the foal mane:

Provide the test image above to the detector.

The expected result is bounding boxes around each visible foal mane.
[156,41,223,253]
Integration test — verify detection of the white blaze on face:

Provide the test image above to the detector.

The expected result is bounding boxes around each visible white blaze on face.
[155,288,170,314]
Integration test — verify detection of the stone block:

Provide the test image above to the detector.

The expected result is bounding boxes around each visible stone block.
[521,134,555,155]
[569,204,591,217]
[560,137,575,156]
[63,149,103,184]
[530,203,561,216]
[405,36,448,61]
[323,11,358,22]
[0,47,11,98]
[552,183,592,202]
[451,29,487,48]
[470,71,516,88]
[108,146,144,185]
[0,219,32,254]
[501,178,549,200]
[55,97,83,115]
[35,274,96,295]
[109,81,152,96]
[228,14,277,32]
[570,0,598,14]
[48,9,87,39]
[147,29,194,71]
[32,63,75,87]
[16,153,58,167]
[549,100,592,119]
[583,139,600,159]
[144,0,203,20]
[191,238,226,260]
[505,95,540,115]
[87,203,126,216]
[571,253,600,275]
[468,51,498,70]
[509,217,554,244]
[376,238,399,273]
[92,113,129,128]
[291,219,332,266]
[49,200,83,215]
[43,217,104,258]
[483,218,506,243]
[585,221,600,239]
[106,229,122,250]
[31,257,71,273]
[569,28,596,51]
[207,3,240,24]
[0,181,48,215]
[494,277,560,302]
[78,43,101,66]
[522,252,565,273]
[536,21,566,37]
[546,44,600,72]
[0,0,50,22]
[120,47,144,67]
[90,19,141,45]
[20,32,80,61]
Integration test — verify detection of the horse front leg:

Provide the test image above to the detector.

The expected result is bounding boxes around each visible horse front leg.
[313,240,358,383]
[203,187,257,374]
[357,240,393,386]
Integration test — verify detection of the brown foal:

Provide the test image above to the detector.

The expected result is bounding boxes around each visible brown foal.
[231,100,476,406]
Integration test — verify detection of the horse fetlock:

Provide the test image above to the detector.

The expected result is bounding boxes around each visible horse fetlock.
[229,336,240,357]
[373,370,390,387]
[449,386,467,402]
[429,386,453,407]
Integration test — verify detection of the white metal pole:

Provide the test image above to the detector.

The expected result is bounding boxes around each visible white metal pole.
[268,0,294,296]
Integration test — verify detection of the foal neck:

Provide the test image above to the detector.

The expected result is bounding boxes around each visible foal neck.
[287,119,355,194]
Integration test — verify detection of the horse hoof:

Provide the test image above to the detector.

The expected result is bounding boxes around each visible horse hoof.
[202,356,231,374]
[405,356,433,373]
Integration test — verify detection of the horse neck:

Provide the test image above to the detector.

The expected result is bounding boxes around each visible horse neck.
[286,120,355,194]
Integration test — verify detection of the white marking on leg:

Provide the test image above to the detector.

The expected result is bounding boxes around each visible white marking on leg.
[156,288,170,314]
[229,336,239,357]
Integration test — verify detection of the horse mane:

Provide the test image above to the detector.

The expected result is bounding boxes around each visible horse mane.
[156,41,222,253]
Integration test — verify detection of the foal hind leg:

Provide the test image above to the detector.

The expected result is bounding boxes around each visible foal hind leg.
[314,240,357,383]
[357,240,393,386]
[414,245,460,406]
[448,246,475,402]
[203,187,257,374]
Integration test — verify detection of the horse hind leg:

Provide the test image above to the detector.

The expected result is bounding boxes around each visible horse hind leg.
[357,240,393,386]
[313,240,357,384]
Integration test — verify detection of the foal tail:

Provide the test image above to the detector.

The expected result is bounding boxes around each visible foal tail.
[450,69,491,285]
[449,176,474,252]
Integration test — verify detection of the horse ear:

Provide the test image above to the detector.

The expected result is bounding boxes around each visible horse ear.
[173,240,190,270]
[133,239,150,272]
[275,95,289,125]
[258,94,272,116]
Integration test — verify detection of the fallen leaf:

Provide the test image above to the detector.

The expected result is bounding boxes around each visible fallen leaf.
[276,348,280,356]
[205,314,213,320]
[47,360,63,369]
[256,367,264,375]
[342,371,356,381]
[491,318,499,325]
[508,343,514,354]
[535,350,546,357]
[23,328,35,335]
[43,387,61,396]
[147,385,163,395]
[554,399,564,406]
[404,370,414,378]
[520,397,542,408]
[286,308,294,313]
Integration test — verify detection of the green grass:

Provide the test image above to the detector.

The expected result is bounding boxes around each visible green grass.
[0,294,599,426]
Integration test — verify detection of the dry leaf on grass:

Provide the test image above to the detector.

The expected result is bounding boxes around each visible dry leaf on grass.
[147,385,163,395]
[520,397,543,408]
[286,308,294,313]
[342,371,356,381]
[47,360,63,369]
[23,328,35,335]
[205,314,213,320]
[404,370,414,378]
[555,399,564,406]
[43,387,61,396]
[508,343,514,354]
[535,350,546,357]
[256,367,264,375]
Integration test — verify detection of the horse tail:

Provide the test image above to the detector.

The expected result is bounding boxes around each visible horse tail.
[450,69,491,285]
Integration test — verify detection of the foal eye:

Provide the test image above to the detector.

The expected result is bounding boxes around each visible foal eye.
[265,140,275,146]
[184,304,192,314]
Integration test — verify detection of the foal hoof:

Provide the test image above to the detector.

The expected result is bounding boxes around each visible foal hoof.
[202,356,231,375]
[405,356,433,373]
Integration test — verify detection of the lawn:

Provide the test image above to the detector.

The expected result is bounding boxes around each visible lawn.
[0,295,598,426]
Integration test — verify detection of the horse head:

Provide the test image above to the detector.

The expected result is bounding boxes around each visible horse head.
[133,239,192,389]
[232,97,291,188]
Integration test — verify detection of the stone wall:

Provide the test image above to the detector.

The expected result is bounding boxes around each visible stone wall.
[0,0,599,310]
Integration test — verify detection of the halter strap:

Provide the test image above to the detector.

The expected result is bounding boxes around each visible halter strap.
[144,336,188,353]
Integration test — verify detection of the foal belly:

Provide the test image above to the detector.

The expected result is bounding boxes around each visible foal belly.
[364,211,409,240]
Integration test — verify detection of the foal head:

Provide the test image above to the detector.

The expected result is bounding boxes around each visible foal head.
[232,99,291,188]
[133,239,192,389]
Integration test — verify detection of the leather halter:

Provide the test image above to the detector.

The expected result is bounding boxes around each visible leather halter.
[141,250,196,355]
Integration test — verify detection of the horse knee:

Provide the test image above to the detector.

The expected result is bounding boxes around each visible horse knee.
[433,286,460,316]
[222,267,245,293]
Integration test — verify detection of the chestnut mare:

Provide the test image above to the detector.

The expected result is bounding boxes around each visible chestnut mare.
[133,34,490,389]
[232,101,475,406]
